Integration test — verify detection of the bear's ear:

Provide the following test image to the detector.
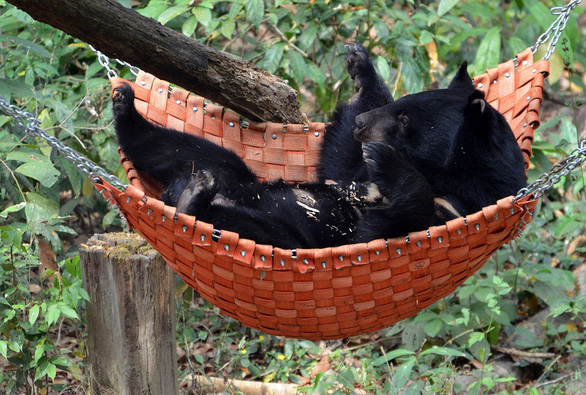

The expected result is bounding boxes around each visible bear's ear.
[468,90,487,115]
[465,90,492,135]
[448,61,475,92]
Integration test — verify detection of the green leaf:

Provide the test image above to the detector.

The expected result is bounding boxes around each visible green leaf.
[15,160,60,188]
[193,7,212,28]
[260,42,285,74]
[399,55,424,94]
[288,49,307,85]
[46,303,60,325]
[29,304,41,325]
[58,304,79,320]
[474,27,500,75]
[373,349,415,366]
[34,343,45,364]
[158,5,189,25]
[0,202,26,218]
[424,318,442,337]
[437,0,459,17]
[297,24,318,51]
[374,56,391,83]
[182,15,198,37]
[245,0,264,27]
[420,346,466,357]
[220,21,235,39]
[0,34,54,58]
[0,341,7,359]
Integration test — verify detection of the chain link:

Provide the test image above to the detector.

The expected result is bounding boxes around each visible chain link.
[531,0,582,60]
[0,96,127,191]
[514,139,586,201]
[88,45,140,79]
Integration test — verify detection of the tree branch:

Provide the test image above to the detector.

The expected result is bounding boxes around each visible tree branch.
[6,0,304,123]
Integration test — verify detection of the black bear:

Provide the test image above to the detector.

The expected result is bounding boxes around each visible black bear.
[112,83,358,249]
[319,42,527,242]
[112,41,526,248]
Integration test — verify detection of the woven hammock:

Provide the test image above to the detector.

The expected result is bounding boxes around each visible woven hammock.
[92,47,549,340]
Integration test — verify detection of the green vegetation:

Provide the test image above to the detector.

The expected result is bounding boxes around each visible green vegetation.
[1,0,585,393]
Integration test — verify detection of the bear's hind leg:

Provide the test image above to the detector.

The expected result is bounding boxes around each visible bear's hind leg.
[174,170,219,215]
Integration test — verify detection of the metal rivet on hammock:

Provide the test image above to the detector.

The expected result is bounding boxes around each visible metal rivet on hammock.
[260,255,266,261]
[314,132,319,137]
[375,250,380,255]
[240,251,246,257]
[493,80,498,84]
[396,248,402,255]
[280,259,285,267]
[224,244,230,251]
[416,241,421,247]
[527,96,531,101]
[532,69,537,73]
[475,224,480,231]
[140,81,146,86]
[505,72,511,78]
[229,121,235,127]
[211,116,216,120]
[522,60,528,66]
[147,208,152,215]
[303,259,309,265]
[126,196,131,203]
[272,133,277,140]
[161,215,166,222]
[437,236,443,244]
[338,255,344,261]
[321,261,326,268]
[200,234,205,242]
[157,88,163,94]
[457,229,461,235]
[193,107,198,112]
[477,83,483,88]
[357,255,362,262]
[182,225,188,232]
[523,123,527,127]
[176,100,181,105]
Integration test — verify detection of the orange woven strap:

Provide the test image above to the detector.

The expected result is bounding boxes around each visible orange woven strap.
[110,75,324,183]
[92,174,538,339]
[473,48,549,171]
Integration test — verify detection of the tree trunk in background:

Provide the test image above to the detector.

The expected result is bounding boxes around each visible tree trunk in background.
[79,233,178,395]
[6,0,303,124]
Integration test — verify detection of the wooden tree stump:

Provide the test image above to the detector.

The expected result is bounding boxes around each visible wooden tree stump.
[79,233,178,395]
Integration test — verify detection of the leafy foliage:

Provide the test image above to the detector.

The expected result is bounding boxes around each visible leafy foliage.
[0,0,585,393]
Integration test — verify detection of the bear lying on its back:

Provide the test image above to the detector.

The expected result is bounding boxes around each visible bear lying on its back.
[112,41,526,248]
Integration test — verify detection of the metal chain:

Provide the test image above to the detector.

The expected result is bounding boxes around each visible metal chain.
[88,45,140,79]
[0,97,126,191]
[514,139,586,201]
[531,0,582,60]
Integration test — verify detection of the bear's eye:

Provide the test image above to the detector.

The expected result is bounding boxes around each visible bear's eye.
[398,113,409,127]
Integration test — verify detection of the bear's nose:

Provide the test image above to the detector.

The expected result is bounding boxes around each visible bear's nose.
[355,114,366,128]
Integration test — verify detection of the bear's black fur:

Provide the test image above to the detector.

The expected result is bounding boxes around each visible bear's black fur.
[319,42,527,241]
[112,41,526,248]
[112,84,358,249]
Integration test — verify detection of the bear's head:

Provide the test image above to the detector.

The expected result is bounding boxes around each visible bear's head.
[353,63,526,209]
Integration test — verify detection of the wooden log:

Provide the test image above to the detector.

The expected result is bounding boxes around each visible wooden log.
[79,233,178,395]
[5,0,303,124]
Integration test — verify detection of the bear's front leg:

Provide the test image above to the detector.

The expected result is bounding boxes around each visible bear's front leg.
[345,42,394,111]
[355,143,438,241]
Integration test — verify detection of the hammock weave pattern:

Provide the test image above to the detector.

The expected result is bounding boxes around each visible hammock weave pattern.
[93,48,549,339]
